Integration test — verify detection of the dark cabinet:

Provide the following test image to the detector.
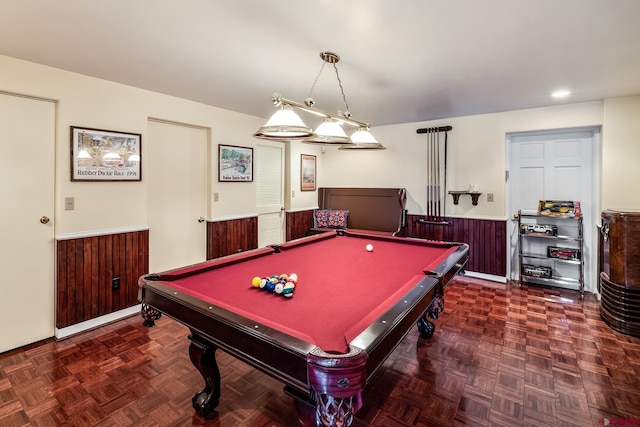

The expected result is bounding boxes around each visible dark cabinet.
[600,209,640,338]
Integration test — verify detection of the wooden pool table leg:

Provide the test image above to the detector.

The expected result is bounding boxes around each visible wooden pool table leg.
[188,332,221,418]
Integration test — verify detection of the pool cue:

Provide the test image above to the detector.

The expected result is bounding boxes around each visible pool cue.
[435,130,440,218]
[427,130,432,218]
[430,130,435,218]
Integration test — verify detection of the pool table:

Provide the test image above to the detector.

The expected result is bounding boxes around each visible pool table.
[139,231,468,426]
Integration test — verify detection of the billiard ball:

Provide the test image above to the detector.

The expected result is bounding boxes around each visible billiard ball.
[366,244,374,252]
[251,276,262,287]
[283,283,295,297]
[289,273,298,283]
[275,283,284,294]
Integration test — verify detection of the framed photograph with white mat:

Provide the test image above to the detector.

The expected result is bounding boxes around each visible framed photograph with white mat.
[71,126,141,181]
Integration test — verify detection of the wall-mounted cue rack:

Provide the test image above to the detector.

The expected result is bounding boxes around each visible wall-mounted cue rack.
[416,126,453,226]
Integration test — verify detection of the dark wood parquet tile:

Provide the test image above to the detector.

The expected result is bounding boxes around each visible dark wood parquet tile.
[2,277,640,426]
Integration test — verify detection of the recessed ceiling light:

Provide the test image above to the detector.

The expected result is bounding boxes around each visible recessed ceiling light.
[551,89,571,98]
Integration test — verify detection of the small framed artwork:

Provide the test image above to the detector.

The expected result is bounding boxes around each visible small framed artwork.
[301,154,317,191]
[71,126,142,181]
[219,144,253,182]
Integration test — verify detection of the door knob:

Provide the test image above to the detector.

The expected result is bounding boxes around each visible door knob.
[40,216,50,224]
[198,217,205,223]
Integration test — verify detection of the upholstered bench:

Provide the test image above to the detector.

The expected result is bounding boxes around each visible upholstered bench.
[309,187,407,236]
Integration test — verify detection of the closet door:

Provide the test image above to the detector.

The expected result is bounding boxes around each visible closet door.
[508,128,597,291]
[147,119,207,272]
[0,93,55,352]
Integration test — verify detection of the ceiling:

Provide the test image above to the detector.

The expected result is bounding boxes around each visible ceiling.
[1,0,640,127]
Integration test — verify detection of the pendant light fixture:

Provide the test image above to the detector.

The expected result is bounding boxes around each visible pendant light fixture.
[253,52,385,149]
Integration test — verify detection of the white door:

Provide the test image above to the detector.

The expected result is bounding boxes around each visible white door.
[147,119,207,272]
[508,127,599,292]
[0,93,55,352]
[256,141,285,248]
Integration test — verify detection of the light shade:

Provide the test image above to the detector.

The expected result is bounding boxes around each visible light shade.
[253,108,314,140]
[303,120,351,145]
[339,128,386,150]
[351,128,379,144]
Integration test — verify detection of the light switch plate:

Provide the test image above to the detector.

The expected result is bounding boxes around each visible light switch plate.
[65,197,75,210]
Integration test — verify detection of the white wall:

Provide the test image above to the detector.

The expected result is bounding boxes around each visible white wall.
[3,54,639,232]
[0,54,265,235]
[321,102,604,219]
[287,141,323,211]
[602,96,640,210]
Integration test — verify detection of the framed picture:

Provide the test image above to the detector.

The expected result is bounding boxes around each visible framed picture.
[71,126,141,181]
[301,154,317,191]
[218,145,253,182]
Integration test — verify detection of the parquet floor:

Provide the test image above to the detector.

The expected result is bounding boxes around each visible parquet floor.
[2,277,640,427]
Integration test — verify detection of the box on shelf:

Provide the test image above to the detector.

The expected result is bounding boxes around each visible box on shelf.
[537,200,581,217]
[522,264,552,278]
[547,246,581,260]
[520,223,558,236]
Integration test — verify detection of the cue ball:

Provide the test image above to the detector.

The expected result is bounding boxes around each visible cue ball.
[366,244,374,252]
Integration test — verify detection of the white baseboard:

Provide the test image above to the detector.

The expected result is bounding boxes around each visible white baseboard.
[463,271,507,283]
[55,304,141,340]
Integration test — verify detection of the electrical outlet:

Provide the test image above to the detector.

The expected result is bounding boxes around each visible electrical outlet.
[112,277,120,290]
[292,190,296,198]
[487,193,494,202]
[65,197,75,210]
[213,192,219,202]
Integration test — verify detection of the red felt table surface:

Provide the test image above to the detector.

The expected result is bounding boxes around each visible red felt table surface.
[161,233,457,353]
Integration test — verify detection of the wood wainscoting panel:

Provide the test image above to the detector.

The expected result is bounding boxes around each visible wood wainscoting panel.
[286,209,315,241]
[207,216,258,260]
[406,215,507,277]
[284,211,506,277]
[56,230,149,328]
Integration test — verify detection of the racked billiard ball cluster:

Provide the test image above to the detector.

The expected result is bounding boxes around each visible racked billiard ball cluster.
[251,273,298,298]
